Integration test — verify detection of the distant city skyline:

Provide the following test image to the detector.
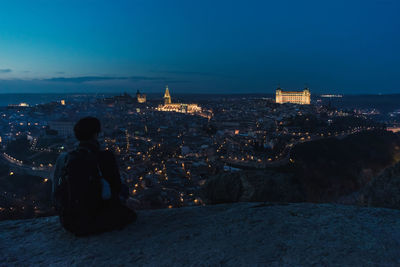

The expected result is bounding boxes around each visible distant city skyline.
[0,0,399,94]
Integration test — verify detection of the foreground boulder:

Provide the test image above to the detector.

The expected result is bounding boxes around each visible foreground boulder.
[2,203,400,266]
[362,162,400,209]
[202,171,304,204]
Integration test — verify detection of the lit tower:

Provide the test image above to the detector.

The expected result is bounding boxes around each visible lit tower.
[303,87,311,105]
[164,85,172,104]
[275,86,283,104]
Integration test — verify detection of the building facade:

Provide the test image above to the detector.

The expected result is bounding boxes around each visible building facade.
[136,90,147,103]
[276,88,311,105]
[157,86,201,113]
[48,121,75,137]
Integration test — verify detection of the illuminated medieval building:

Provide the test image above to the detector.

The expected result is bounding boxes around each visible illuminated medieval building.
[157,85,201,113]
[164,85,172,104]
[136,90,147,103]
[276,87,311,105]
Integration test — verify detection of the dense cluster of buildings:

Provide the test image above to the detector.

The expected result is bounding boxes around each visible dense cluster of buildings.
[0,86,395,219]
[156,86,202,114]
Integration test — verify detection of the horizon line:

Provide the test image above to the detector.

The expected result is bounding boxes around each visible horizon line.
[0,92,399,96]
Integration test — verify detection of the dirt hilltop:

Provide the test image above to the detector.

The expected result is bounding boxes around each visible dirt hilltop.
[1,202,400,266]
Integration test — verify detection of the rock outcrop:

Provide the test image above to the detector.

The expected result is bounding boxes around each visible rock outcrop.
[362,162,400,209]
[2,202,400,266]
[202,171,304,204]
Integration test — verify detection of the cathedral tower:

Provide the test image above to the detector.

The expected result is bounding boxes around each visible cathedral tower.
[164,85,172,104]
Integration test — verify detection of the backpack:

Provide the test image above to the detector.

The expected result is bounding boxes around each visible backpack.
[54,147,103,228]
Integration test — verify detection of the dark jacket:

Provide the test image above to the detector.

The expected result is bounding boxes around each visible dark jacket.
[52,139,136,236]
[52,139,122,202]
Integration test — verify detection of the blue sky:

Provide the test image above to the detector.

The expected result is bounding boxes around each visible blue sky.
[0,0,399,94]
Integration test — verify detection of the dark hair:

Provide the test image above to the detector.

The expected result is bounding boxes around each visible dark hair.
[74,117,101,141]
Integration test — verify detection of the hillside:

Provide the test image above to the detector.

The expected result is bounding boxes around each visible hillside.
[1,202,400,266]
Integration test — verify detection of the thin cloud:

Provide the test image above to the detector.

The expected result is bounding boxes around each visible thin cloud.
[151,70,232,80]
[43,76,160,83]
[151,70,224,77]
[41,75,187,83]
[164,79,191,83]
[0,69,12,73]
[43,76,118,83]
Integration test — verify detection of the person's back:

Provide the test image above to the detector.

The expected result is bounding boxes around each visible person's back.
[52,117,136,236]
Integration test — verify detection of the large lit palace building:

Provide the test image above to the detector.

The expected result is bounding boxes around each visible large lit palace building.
[157,86,202,113]
[275,87,311,105]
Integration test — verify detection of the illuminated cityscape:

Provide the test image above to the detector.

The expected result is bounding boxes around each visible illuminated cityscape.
[1,89,399,221]
[1,0,400,264]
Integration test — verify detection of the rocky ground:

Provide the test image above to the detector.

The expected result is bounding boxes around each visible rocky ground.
[1,202,400,266]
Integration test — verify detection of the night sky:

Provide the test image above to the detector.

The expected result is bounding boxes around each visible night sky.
[0,0,399,94]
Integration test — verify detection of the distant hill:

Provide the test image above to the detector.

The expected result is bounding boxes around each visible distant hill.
[203,130,400,205]
[319,94,400,114]
[291,130,400,202]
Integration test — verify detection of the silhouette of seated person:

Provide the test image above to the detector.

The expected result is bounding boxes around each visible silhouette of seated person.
[52,117,136,236]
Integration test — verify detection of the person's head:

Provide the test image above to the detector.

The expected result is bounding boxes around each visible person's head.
[74,117,101,141]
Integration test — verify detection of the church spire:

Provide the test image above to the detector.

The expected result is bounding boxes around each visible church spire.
[164,85,171,104]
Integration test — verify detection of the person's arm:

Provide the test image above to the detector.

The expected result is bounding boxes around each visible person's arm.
[51,152,67,202]
[99,150,122,199]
